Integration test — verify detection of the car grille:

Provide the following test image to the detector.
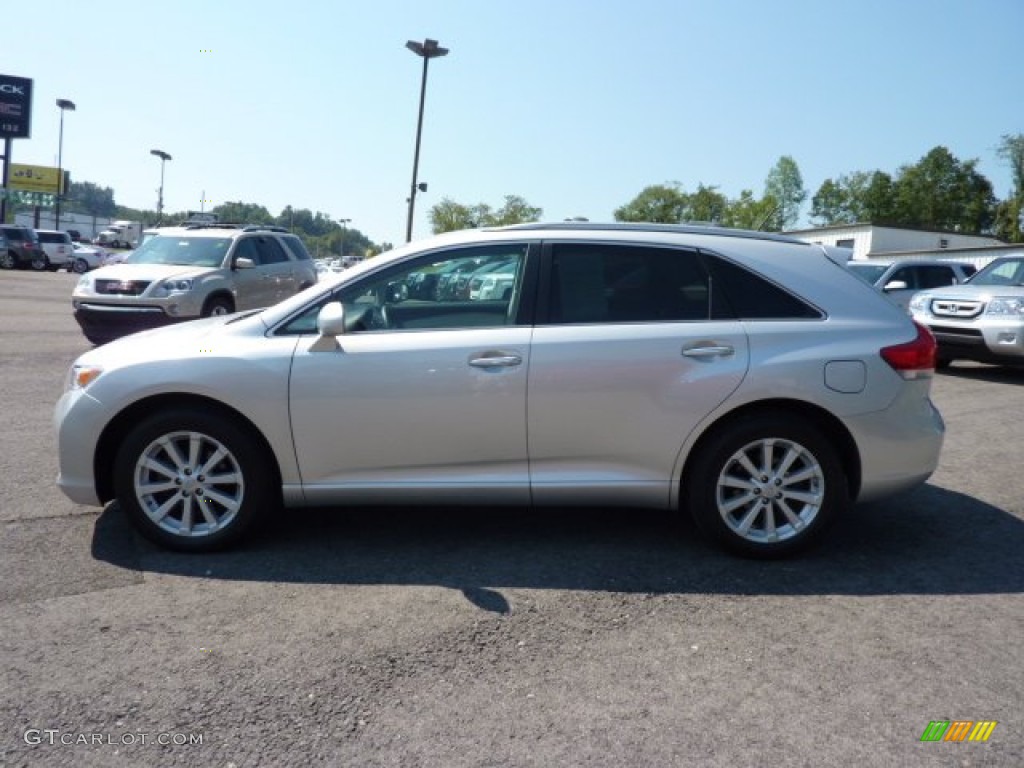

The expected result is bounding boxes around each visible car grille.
[930,298,983,318]
[930,325,984,340]
[95,279,151,296]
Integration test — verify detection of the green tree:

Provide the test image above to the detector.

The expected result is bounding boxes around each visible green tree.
[892,146,995,233]
[213,201,273,225]
[68,181,116,219]
[719,190,779,230]
[993,197,1023,243]
[763,156,806,230]
[490,195,542,226]
[614,183,690,223]
[429,195,542,234]
[997,133,1024,197]
[810,171,896,226]
[429,198,476,233]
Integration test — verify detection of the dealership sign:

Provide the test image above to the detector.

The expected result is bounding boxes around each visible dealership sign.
[9,164,61,194]
[0,74,33,139]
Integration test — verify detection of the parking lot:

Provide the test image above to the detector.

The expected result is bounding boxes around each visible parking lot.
[1,269,1022,767]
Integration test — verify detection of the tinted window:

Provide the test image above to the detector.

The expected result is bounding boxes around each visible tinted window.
[548,244,709,324]
[703,253,821,320]
[281,235,312,261]
[917,265,958,289]
[38,232,71,244]
[254,237,289,265]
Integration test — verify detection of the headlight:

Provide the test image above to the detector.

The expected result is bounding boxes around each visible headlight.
[153,278,195,296]
[908,294,929,314]
[66,364,103,391]
[76,275,92,291]
[985,297,1024,316]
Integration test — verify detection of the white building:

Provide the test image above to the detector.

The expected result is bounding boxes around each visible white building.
[784,223,1014,268]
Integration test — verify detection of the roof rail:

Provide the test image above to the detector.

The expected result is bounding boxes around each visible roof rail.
[241,224,289,233]
[492,221,806,244]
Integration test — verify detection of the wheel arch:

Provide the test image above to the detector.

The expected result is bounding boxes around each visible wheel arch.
[94,393,282,504]
[201,290,235,314]
[679,398,861,507]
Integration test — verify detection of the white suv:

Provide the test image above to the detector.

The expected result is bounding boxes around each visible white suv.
[910,254,1024,366]
[36,230,75,270]
[72,225,318,344]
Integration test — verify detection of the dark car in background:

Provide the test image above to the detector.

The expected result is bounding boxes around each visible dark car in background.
[0,225,46,270]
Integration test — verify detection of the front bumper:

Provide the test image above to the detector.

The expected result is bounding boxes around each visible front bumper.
[919,318,1024,363]
[73,302,181,343]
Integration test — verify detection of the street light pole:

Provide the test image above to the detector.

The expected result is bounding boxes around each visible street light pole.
[55,99,76,230]
[405,38,448,242]
[150,149,172,225]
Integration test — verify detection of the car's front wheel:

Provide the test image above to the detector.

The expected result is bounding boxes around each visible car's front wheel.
[201,296,234,317]
[113,408,276,551]
[685,414,848,558]
[29,253,49,271]
[72,258,90,274]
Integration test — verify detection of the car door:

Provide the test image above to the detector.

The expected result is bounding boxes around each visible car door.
[228,237,277,310]
[253,236,298,302]
[527,242,749,508]
[285,242,537,505]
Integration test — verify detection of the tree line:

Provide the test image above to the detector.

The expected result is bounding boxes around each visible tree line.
[428,134,1024,243]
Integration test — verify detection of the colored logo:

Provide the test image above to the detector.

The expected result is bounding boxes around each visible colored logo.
[920,720,997,742]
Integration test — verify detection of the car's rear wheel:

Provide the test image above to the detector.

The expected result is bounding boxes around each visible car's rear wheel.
[113,408,275,551]
[685,414,848,558]
[0,251,14,269]
[29,253,49,271]
[201,296,234,317]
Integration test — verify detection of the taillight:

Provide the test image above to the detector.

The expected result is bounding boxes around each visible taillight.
[880,321,936,379]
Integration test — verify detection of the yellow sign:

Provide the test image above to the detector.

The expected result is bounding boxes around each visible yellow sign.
[9,164,62,194]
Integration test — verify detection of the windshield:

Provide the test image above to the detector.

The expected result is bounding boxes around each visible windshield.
[967,257,1024,287]
[127,236,232,267]
[847,263,888,285]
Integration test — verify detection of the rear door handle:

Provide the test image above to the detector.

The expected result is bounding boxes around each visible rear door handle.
[682,344,734,359]
[469,353,523,369]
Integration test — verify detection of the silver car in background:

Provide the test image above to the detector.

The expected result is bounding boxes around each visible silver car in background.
[910,254,1024,366]
[55,223,944,558]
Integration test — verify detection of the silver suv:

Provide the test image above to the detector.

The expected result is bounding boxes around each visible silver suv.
[910,254,1024,366]
[55,223,944,558]
[72,225,318,344]
[847,259,976,311]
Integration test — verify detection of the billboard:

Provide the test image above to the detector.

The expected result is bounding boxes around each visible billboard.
[9,164,62,194]
[0,74,33,139]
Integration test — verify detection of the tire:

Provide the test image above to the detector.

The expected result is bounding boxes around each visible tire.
[935,355,953,370]
[113,408,276,552]
[0,251,14,270]
[684,414,848,558]
[72,258,90,274]
[201,296,234,317]
[29,253,50,271]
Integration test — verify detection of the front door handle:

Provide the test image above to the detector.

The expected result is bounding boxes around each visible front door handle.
[469,353,523,369]
[682,344,734,359]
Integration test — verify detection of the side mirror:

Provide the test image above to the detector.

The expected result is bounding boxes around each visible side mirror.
[883,280,908,292]
[316,301,346,336]
[235,256,256,270]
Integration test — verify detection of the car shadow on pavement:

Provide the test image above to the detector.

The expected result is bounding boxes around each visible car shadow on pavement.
[91,482,1024,598]
[939,363,1024,384]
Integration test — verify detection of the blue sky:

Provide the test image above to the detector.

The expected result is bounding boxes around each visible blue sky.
[5,0,1020,245]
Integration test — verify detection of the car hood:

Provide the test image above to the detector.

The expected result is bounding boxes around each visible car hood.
[916,284,1024,300]
[76,311,265,368]
[84,263,217,282]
